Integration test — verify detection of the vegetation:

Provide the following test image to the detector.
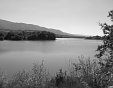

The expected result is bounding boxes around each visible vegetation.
[85,35,103,40]
[0,57,104,88]
[95,10,113,88]
[0,30,56,41]
[0,58,96,88]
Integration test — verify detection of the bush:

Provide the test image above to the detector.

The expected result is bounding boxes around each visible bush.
[70,56,101,88]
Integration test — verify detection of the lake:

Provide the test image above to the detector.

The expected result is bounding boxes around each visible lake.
[0,38,102,75]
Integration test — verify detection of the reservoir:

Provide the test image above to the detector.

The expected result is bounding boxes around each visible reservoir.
[0,38,102,75]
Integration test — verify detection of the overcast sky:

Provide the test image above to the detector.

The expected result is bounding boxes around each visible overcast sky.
[0,0,113,35]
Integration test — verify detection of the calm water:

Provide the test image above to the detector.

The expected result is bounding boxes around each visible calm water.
[0,38,101,75]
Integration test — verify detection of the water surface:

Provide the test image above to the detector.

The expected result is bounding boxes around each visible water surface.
[0,38,102,75]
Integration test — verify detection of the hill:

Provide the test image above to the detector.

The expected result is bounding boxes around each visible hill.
[0,19,85,38]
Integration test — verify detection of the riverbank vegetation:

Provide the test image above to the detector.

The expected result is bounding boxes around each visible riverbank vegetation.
[0,57,100,88]
[0,10,113,88]
[0,56,111,88]
[0,30,56,41]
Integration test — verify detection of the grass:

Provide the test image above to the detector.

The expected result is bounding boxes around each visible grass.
[0,57,113,88]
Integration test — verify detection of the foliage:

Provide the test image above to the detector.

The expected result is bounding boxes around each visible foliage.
[0,61,89,88]
[70,56,101,88]
[0,57,109,88]
[96,10,113,58]
[4,61,50,88]
[85,35,102,40]
[0,30,56,41]
[28,61,50,88]
[0,70,7,88]
[95,10,113,88]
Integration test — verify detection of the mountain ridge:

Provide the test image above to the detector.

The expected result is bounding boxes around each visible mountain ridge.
[0,19,86,38]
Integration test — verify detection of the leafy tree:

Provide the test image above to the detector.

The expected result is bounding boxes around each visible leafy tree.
[97,11,113,57]
[96,10,113,87]
[96,10,113,67]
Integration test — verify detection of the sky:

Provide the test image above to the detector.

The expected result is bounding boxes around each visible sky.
[0,0,113,36]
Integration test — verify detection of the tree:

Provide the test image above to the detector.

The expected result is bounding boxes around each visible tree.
[96,10,113,87]
[96,10,113,67]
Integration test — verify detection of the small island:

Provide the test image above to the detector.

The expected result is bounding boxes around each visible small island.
[0,30,56,41]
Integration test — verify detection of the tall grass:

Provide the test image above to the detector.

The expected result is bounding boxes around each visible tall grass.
[0,57,113,88]
[70,56,100,88]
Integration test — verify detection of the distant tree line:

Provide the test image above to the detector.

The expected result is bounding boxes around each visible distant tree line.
[0,29,56,40]
[85,35,103,40]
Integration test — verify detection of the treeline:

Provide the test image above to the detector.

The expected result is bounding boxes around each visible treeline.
[0,29,56,41]
[85,35,103,40]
